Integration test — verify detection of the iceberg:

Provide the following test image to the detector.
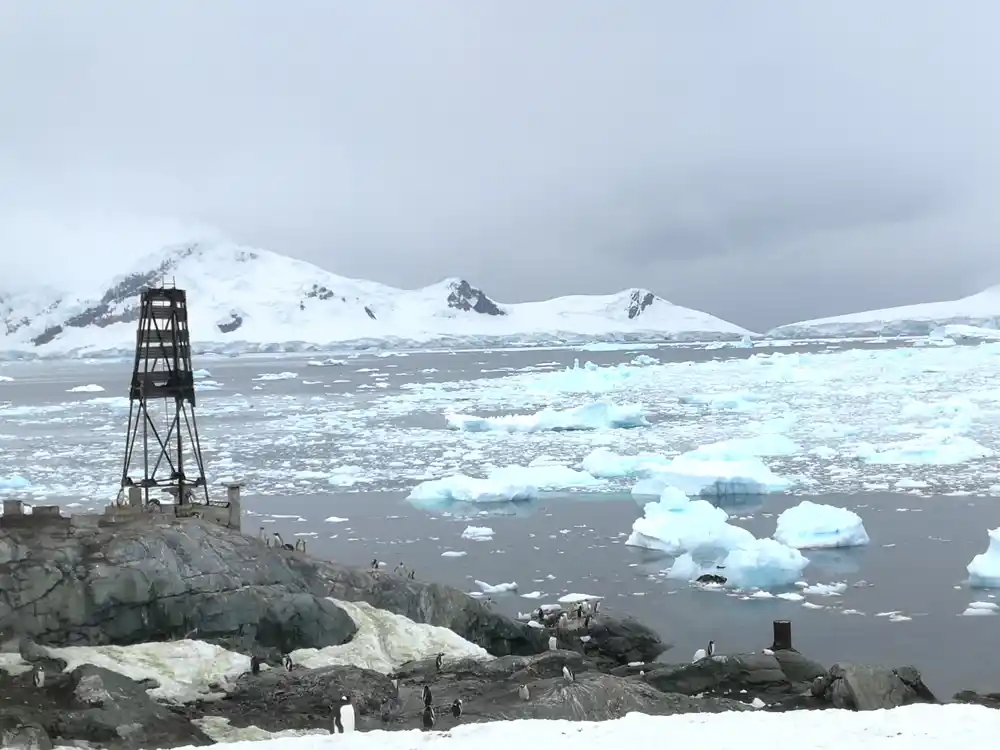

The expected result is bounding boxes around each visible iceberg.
[773,501,870,549]
[446,401,648,432]
[579,448,673,479]
[667,538,809,590]
[626,486,808,589]
[407,464,602,506]
[635,450,792,498]
[968,527,1000,588]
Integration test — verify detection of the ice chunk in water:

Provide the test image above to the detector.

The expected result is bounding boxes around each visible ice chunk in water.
[773,501,870,550]
[865,431,993,465]
[446,401,648,432]
[668,538,808,590]
[968,527,1000,588]
[640,451,791,498]
[408,475,537,505]
[626,486,808,589]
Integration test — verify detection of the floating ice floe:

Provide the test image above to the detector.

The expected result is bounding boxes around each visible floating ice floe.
[445,401,649,432]
[407,464,604,505]
[252,371,299,381]
[579,448,674,479]
[630,448,791,498]
[773,501,870,550]
[66,383,105,393]
[474,580,517,595]
[967,527,1000,588]
[461,526,494,541]
[961,601,999,616]
[864,431,994,465]
[626,486,808,589]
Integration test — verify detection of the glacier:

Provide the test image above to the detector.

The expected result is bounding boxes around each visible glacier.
[768,284,1000,339]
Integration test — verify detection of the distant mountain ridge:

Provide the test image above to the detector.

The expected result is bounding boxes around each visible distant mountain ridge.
[0,242,753,357]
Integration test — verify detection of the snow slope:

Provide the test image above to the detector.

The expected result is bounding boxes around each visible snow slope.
[152,703,1000,747]
[768,285,1000,338]
[0,242,753,357]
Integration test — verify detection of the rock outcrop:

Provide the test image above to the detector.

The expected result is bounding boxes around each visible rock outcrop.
[181,649,749,735]
[634,650,827,704]
[0,664,212,750]
[805,663,938,711]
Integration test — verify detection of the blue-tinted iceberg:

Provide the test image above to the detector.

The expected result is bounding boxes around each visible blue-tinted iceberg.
[968,528,1000,588]
[773,501,870,549]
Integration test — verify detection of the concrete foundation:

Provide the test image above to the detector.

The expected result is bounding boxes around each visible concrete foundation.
[0,500,70,530]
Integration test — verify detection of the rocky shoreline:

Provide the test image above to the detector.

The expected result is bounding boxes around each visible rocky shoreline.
[0,515,996,749]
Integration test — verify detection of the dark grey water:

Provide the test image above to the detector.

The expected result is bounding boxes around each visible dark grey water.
[246,488,1000,699]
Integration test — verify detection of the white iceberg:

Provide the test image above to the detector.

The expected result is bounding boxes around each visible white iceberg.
[773,501,870,549]
[445,401,648,432]
[968,527,1000,588]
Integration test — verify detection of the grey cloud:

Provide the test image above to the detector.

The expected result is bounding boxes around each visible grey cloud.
[1,1,999,331]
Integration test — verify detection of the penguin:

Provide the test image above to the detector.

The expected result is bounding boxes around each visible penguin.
[250,654,261,676]
[518,683,530,701]
[273,532,294,551]
[282,653,294,671]
[584,615,592,629]
[562,665,574,682]
[421,684,433,706]
[451,698,462,719]
[435,652,443,671]
[294,538,306,552]
[394,562,405,575]
[391,678,398,690]
[31,664,44,688]
[258,526,267,543]
[536,607,544,621]
[408,570,415,580]
[371,558,379,569]
[548,635,557,651]
[421,705,435,731]
[336,694,355,733]
[692,640,715,663]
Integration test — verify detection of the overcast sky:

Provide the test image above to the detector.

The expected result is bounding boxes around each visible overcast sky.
[2,1,999,330]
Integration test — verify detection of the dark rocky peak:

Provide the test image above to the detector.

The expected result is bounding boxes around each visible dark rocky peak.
[626,289,658,320]
[445,279,506,316]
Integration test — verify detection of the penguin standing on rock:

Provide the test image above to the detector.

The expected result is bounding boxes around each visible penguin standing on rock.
[31,665,44,689]
[518,684,529,701]
[451,699,462,719]
[282,654,294,671]
[421,684,433,706]
[548,635,557,651]
[422,705,435,730]
[435,653,443,671]
[562,665,575,682]
[333,694,355,733]
[250,655,262,676]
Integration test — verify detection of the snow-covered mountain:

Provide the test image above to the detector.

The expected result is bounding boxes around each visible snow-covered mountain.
[0,242,753,357]
[767,285,1000,339]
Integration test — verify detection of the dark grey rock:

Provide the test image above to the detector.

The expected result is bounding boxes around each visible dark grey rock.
[817,663,938,711]
[0,518,551,660]
[0,665,209,750]
[181,649,748,734]
[0,713,52,750]
[953,689,1000,709]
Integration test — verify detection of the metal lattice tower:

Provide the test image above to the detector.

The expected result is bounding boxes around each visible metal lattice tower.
[118,285,209,506]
